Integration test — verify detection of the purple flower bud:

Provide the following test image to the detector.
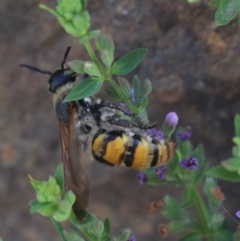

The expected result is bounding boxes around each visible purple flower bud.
[176,127,192,141]
[165,112,179,127]
[146,128,164,141]
[236,211,240,218]
[180,157,198,170]
[136,172,148,185]
[155,165,167,180]
[128,234,136,241]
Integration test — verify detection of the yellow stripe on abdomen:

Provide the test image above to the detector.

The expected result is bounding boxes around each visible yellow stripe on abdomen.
[103,133,128,165]
[131,137,149,168]
[92,133,105,156]
[157,141,176,165]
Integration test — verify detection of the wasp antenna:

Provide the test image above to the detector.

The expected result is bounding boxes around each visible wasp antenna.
[61,46,71,69]
[20,64,52,76]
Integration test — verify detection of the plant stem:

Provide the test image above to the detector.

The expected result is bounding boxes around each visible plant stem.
[192,186,214,241]
[51,218,67,241]
[69,212,98,241]
[84,40,139,114]
[84,41,107,76]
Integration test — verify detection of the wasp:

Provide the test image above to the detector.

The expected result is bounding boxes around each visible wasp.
[21,47,176,215]
[21,47,89,219]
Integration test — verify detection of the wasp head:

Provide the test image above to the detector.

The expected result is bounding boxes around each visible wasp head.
[20,46,77,93]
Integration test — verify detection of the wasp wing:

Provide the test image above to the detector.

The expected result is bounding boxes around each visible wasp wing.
[59,104,89,220]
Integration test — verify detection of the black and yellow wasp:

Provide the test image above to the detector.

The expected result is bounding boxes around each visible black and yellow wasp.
[21,47,176,218]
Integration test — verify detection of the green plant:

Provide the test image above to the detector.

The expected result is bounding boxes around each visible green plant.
[27,1,240,240]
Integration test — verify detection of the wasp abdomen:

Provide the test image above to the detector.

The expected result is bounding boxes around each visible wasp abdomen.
[92,130,176,168]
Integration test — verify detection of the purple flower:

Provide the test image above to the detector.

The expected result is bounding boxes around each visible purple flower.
[180,157,199,170]
[236,211,240,218]
[120,103,133,115]
[128,234,136,241]
[136,172,148,185]
[146,128,164,140]
[165,112,179,127]
[177,128,192,141]
[155,165,167,180]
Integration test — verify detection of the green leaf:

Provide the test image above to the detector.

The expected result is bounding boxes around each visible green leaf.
[116,77,131,99]
[182,186,195,208]
[140,78,152,99]
[56,0,82,14]
[233,136,240,146]
[178,141,192,159]
[132,76,151,110]
[134,78,152,108]
[29,176,42,191]
[115,229,131,241]
[81,0,88,11]
[133,75,141,104]
[54,163,64,193]
[166,152,179,174]
[64,191,76,205]
[72,11,90,36]
[84,61,102,77]
[63,12,74,21]
[91,220,105,238]
[146,172,168,185]
[162,196,189,221]
[211,214,224,228]
[137,98,148,112]
[61,22,79,37]
[78,228,95,241]
[203,177,217,197]
[70,211,98,226]
[67,60,85,74]
[169,221,187,232]
[215,0,240,26]
[105,83,122,101]
[101,50,114,68]
[53,205,71,221]
[30,201,57,216]
[221,157,240,172]
[111,48,148,75]
[95,33,114,53]
[79,30,100,44]
[29,199,39,208]
[206,165,240,182]
[64,77,103,102]
[178,232,203,241]
[212,229,233,241]
[194,164,210,185]
[63,230,85,241]
[102,218,111,238]
[232,146,240,157]
[210,0,221,8]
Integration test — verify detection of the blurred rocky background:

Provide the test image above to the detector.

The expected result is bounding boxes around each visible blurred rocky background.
[1,0,240,241]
